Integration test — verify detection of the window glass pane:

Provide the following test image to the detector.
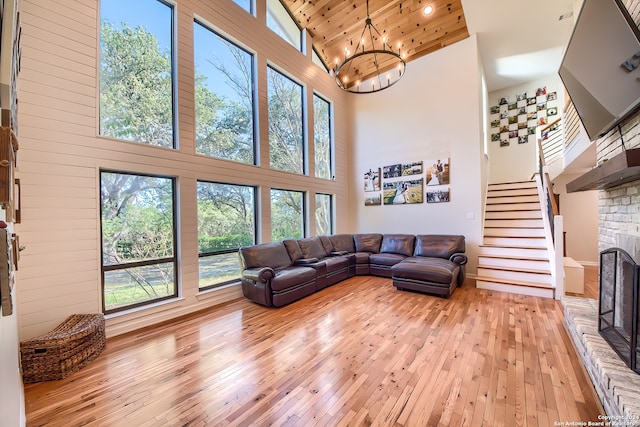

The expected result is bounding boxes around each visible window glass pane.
[233,0,252,14]
[268,67,304,174]
[271,189,305,241]
[194,22,255,164]
[313,94,332,179]
[100,0,175,148]
[197,181,256,289]
[312,49,329,73]
[104,263,175,312]
[315,193,332,236]
[100,172,176,313]
[267,0,301,51]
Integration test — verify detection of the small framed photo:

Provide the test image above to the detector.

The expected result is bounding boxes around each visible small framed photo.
[426,188,450,203]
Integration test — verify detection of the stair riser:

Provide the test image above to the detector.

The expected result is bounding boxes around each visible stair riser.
[484,211,542,220]
[478,257,550,271]
[484,219,544,228]
[487,195,539,204]
[484,228,545,237]
[488,182,537,191]
[486,203,541,211]
[479,246,549,258]
[477,268,552,285]
[487,188,538,197]
[476,280,554,298]
[483,237,547,248]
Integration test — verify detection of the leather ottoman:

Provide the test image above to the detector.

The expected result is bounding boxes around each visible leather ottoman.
[391,258,460,297]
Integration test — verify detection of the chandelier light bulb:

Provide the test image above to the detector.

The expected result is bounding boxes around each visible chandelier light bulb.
[424,5,433,15]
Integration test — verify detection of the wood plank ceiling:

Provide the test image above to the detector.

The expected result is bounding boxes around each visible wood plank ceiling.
[282,0,469,84]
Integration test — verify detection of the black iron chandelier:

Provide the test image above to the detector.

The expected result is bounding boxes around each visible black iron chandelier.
[334,0,406,94]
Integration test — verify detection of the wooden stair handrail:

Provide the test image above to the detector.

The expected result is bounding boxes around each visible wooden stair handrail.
[537,137,559,217]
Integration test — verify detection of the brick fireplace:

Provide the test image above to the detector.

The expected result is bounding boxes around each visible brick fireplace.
[565,88,640,417]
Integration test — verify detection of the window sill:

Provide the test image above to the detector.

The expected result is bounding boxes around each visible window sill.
[196,281,241,301]
[104,296,185,320]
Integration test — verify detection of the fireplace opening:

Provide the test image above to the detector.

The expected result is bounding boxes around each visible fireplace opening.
[599,247,639,374]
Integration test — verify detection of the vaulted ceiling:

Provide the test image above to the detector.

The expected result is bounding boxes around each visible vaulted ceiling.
[281,0,469,82]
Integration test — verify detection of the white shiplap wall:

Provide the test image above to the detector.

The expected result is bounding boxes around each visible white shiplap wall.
[16,0,351,339]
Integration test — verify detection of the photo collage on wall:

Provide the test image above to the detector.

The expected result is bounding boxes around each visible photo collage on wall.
[363,158,450,206]
[489,86,559,147]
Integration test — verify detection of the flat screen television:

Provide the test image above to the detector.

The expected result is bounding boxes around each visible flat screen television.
[559,0,640,141]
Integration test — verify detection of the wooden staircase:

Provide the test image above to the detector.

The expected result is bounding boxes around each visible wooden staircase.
[476,181,555,298]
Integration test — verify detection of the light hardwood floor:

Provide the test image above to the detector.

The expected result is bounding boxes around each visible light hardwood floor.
[25,277,603,426]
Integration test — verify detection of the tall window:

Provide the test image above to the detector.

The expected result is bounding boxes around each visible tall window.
[193,22,255,165]
[312,49,329,73]
[99,0,175,148]
[267,0,302,51]
[100,172,177,313]
[271,189,305,241]
[315,193,333,236]
[197,182,256,290]
[268,67,305,174]
[313,94,332,179]
[233,0,252,14]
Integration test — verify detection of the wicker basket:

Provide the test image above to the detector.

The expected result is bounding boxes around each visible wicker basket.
[20,314,106,384]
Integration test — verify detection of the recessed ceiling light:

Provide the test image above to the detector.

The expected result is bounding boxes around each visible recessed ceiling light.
[423,5,433,15]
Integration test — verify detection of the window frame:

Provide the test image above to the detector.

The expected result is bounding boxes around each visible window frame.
[99,169,179,315]
[98,0,178,149]
[196,180,258,291]
[193,18,258,165]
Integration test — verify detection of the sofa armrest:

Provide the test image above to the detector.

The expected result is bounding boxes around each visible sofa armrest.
[294,257,319,265]
[242,267,275,283]
[450,253,468,266]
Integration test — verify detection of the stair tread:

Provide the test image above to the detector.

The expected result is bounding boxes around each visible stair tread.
[475,276,554,289]
[477,264,551,275]
[478,253,549,262]
[488,181,536,186]
[487,196,538,199]
[484,234,545,239]
[480,244,548,251]
[483,225,544,229]
[486,200,539,204]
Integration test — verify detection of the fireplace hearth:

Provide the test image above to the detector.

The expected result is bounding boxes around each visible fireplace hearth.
[599,247,639,374]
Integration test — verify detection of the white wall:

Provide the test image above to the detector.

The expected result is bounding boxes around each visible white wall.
[350,35,485,274]
[488,75,565,183]
[553,173,599,265]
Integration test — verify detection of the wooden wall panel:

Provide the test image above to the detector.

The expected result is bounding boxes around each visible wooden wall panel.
[16,0,351,339]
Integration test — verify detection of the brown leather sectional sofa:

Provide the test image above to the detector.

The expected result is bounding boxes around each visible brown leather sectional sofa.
[239,234,467,307]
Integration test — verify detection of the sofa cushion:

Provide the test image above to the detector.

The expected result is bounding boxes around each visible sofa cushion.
[392,258,459,285]
[354,233,382,253]
[329,234,356,253]
[369,252,406,266]
[380,234,415,256]
[354,252,370,264]
[283,239,303,261]
[240,242,292,270]
[270,266,317,291]
[414,235,465,259]
[318,235,335,254]
[297,237,329,259]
